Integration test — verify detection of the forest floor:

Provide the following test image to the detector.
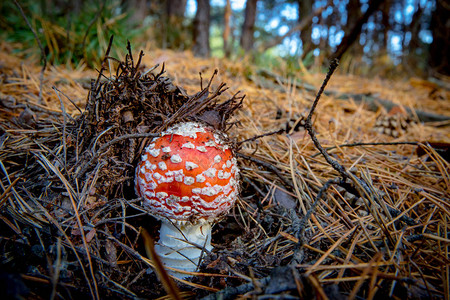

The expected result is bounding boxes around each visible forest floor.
[1,41,449,299]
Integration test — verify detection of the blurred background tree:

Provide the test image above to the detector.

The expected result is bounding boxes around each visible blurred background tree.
[1,0,448,77]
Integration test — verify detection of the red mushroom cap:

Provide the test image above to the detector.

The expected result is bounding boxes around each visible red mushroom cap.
[135,122,239,223]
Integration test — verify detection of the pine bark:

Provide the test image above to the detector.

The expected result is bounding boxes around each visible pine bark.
[380,0,391,48]
[192,0,211,57]
[240,0,258,52]
[298,0,313,56]
[429,0,450,76]
[166,0,187,18]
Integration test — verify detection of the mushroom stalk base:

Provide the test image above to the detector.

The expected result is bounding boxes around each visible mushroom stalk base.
[155,221,212,279]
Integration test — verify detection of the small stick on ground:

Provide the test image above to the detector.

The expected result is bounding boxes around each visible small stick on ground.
[76,133,159,179]
[304,59,348,179]
[236,152,293,189]
[237,129,284,147]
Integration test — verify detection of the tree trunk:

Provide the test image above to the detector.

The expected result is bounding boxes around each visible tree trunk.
[407,4,423,51]
[127,0,149,24]
[429,0,449,76]
[166,0,187,18]
[298,0,313,56]
[400,1,425,74]
[332,0,384,60]
[192,0,211,57]
[159,0,187,49]
[240,0,258,52]
[380,0,391,48]
[345,0,362,36]
[223,0,232,58]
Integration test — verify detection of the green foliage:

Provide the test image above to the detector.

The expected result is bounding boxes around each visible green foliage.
[1,0,142,67]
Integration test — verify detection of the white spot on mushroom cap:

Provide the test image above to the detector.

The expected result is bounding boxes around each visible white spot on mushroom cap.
[201,185,224,196]
[213,133,222,141]
[184,176,195,185]
[170,154,182,163]
[144,199,157,206]
[230,159,239,174]
[196,174,206,183]
[147,181,157,190]
[144,172,153,182]
[226,160,232,168]
[158,161,167,171]
[214,155,222,163]
[185,161,199,170]
[231,165,238,174]
[162,146,171,153]
[144,191,155,198]
[218,170,231,180]
[156,192,168,199]
[181,142,195,149]
[222,182,232,194]
[201,187,216,196]
[196,146,207,152]
[192,188,202,194]
[163,122,207,139]
[175,175,183,182]
[204,168,216,178]
[166,194,180,206]
[228,178,237,191]
[204,141,217,147]
[148,148,160,158]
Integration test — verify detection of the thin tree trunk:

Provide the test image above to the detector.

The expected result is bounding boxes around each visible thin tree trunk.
[429,0,450,76]
[346,0,362,32]
[407,4,423,51]
[192,0,210,57]
[166,0,187,17]
[162,0,187,49]
[380,0,391,48]
[298,0,313,57]
[127,0,149,24]
[223,0,232,57]
[332,0,384,60]
[240,0,258,52]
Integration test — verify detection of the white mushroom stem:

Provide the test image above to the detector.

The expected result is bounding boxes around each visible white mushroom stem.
[155,221,213,279]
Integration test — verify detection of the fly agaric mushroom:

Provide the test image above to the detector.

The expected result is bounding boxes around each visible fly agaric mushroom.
[135,122,239,278]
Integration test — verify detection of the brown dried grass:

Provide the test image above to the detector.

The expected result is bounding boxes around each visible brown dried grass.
[0,41,449,299]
